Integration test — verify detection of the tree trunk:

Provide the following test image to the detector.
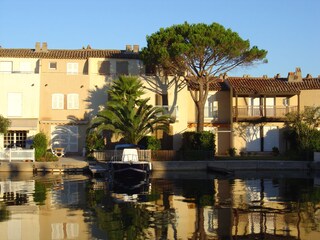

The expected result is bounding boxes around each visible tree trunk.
[196,101,205,132]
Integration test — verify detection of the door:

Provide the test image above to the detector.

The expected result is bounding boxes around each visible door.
[51,125,78,153]
[248,98,260,116]
[265,98,275,117]
[246,126,261,151]
[263,126,279,151]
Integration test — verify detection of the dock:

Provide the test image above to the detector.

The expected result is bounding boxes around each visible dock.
[88,164,108,176]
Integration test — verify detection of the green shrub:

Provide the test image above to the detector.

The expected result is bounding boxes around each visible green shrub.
[33,132,48,161]
[86,131,105,153]
[139,136,161,150]
[37,152,59,162]
[227,147,236,157]
[182,131,215,152]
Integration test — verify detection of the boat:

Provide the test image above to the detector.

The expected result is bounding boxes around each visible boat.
[108,144,152,181]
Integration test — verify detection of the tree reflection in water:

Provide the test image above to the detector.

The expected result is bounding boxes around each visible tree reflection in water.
[86,172,320,240]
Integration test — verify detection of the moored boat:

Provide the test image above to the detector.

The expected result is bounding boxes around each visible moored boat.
[108,144,152,181]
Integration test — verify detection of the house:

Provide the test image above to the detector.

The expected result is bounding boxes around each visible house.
[0,48,40,150]
[0,43,142,154]
[1,42,319,156]
[226,68,320,155]
[181,68,320,155]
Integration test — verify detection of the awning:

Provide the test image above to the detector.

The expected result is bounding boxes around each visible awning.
[8,118,38,130]
[39,120,88,125]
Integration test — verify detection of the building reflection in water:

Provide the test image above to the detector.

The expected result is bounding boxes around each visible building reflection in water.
[0,171,320,239]
[0,173,90,240]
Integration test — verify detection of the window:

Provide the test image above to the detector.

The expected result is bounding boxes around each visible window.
[205,94,218,119]
[4,131,27,148]
[98,61,110,75]
[116,61,129,75]
[52,94,64,109]
[49,62,57,70]
[67,94,79,109]
[20,62,32,72]
[0,61,13,73]
[67,63,78,74]
[7,93,22,117]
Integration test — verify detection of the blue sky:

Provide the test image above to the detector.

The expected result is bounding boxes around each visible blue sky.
[1,0,319,78]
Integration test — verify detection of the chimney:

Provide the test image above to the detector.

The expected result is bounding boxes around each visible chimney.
[287,72,295,82]
[42,42,48,52]
[275,73,281,78]
[218,73,228,79]
[295,67,302,81]
[35,42,41,52]
[288,67,302,82]
[306,74,313,79]
[126,45,132,52]
[133,45,139,53]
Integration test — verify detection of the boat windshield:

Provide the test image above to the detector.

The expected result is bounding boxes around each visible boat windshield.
[114,144,140,150]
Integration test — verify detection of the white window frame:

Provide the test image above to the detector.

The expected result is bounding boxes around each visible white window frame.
[0,61,13,73]
[52,93,64,109]
[67,63,78,75]
[67,93,79,109]
[7,92,22,117]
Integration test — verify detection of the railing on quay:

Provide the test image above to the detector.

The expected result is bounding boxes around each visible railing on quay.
[93,150,214,162]
[0,148,35,162]
[93,150,152,162]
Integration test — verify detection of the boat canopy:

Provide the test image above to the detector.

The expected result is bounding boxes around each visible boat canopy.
[115,144,140,150]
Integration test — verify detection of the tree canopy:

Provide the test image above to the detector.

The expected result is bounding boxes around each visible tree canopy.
[89,76,170,145]
[0,115,10,134]
[141,22,267,131]
[285,106,320,154]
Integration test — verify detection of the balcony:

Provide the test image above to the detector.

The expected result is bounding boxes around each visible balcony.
[204,106,218,119]
[155,105,179,122]
[233,105,298,122]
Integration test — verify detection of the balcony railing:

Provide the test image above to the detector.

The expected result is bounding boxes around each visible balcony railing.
[233,105,298,120]
[204,106,218,119]
[155,105,179,121]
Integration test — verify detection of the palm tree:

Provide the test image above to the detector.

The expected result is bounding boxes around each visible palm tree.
[89,76,169,145]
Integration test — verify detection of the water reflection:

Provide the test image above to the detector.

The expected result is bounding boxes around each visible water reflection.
[0,171,319,239]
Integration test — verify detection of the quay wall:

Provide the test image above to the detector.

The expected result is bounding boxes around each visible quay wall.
[0,159,319,172]
[152,160,315,171]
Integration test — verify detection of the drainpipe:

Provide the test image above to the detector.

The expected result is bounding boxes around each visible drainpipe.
[230,86,234,149]
[297,93,300,113]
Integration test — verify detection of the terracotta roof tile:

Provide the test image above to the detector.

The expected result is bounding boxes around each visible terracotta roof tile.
[227,77,320,95]
[0,48,139,59]
[188,78,228,91]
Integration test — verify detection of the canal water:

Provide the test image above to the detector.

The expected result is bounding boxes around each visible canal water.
[0,170,320,240]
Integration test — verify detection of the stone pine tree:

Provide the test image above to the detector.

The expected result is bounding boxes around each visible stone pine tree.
[141,22,267,132]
